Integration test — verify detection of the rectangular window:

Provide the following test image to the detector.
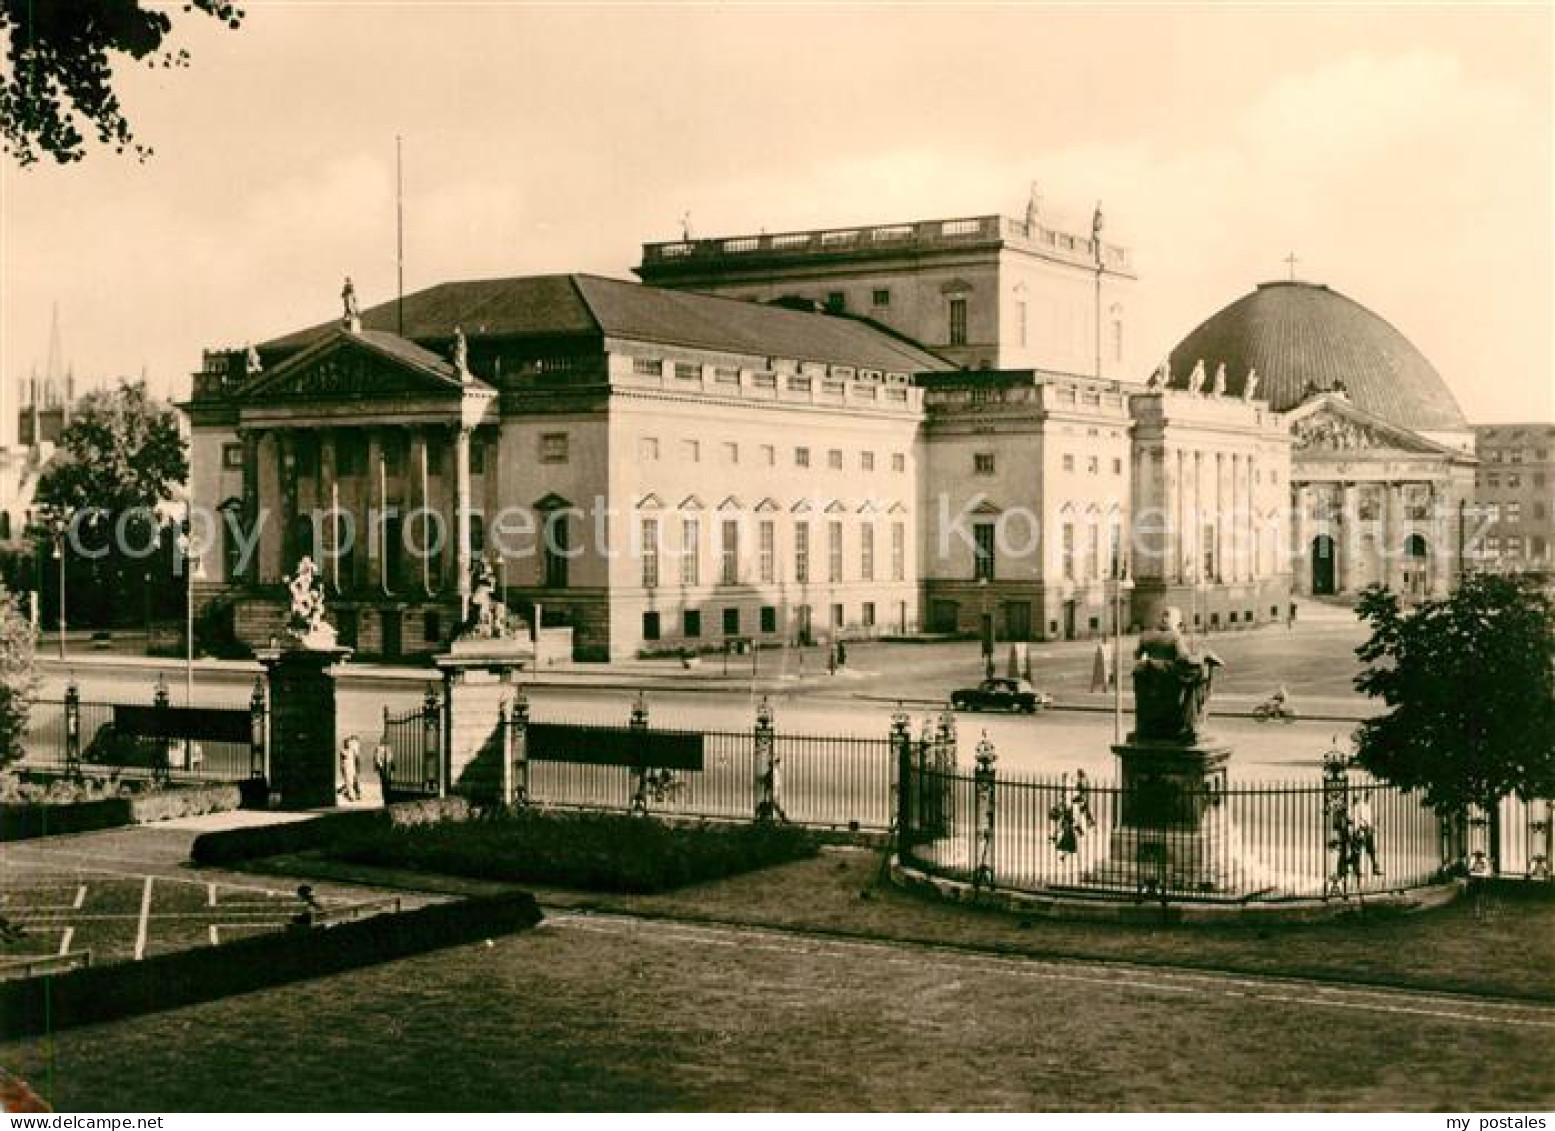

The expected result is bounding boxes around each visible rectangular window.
[539,433,568,464]
[860,523,875,582]
[1509,474,1522,489]
[1087,456,1099,475]
[1202,524,1216,581]
[828,449,844,470]
[1113,457,1123,475]
[862,602,876,627]
[974,523,996,581]
[1062,523,1075,580]
[633,357,663,377]
[723,607,740,636]
[222,442,243,469]
[544,512,569,588]
[831,603,844,628]
[681,439,701,463]
[1506,536,1524,556]
[423,611,442,644]
[1111,319,1124,363]
[1016,301,1028,348]
[828,521,844,583]
[794,522,810,584]
[948,297,968,346]
[1087,524,1100,581]
[872,288,891,307]
[861,451,875,472]
[795,447,811,468]
[891,522,906,582]
[683,609,702,638]
[642,611,661,641]
[681,517,700,585]
[974,452,995,476]
[720,520,739,585]
[760,606,777,634]
[639,436,660,461]
[1507,502,1522,523]
[758,520,775,583]
[761,444,776,466]
[1109,523,1122,578]
[1062,454,1075,472]
[641,518,659,588]
[674,362,701,381]
[722,442,739,465]
[892,452,906,473]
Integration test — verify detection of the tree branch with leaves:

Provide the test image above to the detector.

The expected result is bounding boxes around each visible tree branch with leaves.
[2,0,244,166]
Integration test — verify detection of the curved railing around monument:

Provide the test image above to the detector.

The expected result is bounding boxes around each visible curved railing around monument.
[897,763,1465,903]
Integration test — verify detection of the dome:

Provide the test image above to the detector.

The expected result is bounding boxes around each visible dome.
[1165,281,1467,433]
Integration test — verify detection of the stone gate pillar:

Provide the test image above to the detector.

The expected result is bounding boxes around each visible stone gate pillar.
[259,644,352,808]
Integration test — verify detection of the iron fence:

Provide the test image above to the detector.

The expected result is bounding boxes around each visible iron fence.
[898,753,1490,902]
[22,686,262,784]
[380,686,443,798]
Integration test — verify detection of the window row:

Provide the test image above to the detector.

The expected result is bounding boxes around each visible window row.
[642,600,898,642]
[635,436,906,473]
[1057,453,1126,476]
[638,518,908,588]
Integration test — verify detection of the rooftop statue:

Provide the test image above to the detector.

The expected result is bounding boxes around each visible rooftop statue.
[1211,362,1227,396]
[451,325,469,378]
[1131,606,1223,745]
[341,276,361,331]
[1025,181,1043,231]
[1242,368,1259,401]
[1146,362,1167,391]
[283,557,337,650]
[1187,360,1207,395]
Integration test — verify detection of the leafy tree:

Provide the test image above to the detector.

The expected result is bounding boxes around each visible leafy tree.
[1352,574,1555,819]
[0,580,38,768]
[31,380,188,629]
[2,0,244,166]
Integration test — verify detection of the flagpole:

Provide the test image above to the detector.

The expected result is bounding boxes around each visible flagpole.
[396,134,405,336]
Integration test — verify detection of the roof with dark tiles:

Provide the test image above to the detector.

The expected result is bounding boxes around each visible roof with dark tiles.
[1166,281,1467,432]
[263,273,951,374]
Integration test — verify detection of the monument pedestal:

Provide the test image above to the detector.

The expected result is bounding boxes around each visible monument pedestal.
[1088,737,1233,893]
[258,645,352,809]
[436,638,531,801]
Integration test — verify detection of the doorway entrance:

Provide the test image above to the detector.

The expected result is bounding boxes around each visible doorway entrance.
[1311,535,1336,595]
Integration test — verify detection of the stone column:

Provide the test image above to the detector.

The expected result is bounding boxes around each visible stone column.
[239,428,261,583]
[1337,482,1358,593]
[1429,481,1451,595]
[319,429,339,590]
[364,427,384,592]
[455,424,473,616]
[259,644,352,809]
[1172,448,1185,583]
[1382,481,1401,592]
[1293,483,1311,594]
[409,427,432,597]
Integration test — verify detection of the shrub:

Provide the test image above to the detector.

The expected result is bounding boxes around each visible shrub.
[0,583,38,770]
[329,809,820,893]
[188,796,470,865]
[0,779,243,840]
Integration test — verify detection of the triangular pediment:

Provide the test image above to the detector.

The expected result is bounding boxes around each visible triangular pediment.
[753,497,780,513]
[1287,395,1457,457]
[239,329,479,403]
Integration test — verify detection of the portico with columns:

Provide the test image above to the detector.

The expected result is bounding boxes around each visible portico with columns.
[214,326,500,655]
[1286,395,1475,600]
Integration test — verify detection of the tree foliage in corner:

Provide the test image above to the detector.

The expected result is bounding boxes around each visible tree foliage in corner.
[1,0,244,166]
[1352,574,1555,816]
[0,580,38,768]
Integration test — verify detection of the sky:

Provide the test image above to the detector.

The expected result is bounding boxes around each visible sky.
[1,1,1551,433]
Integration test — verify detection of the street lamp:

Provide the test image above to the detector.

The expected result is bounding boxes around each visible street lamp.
[177,523,208,707]
[52,529,66,660]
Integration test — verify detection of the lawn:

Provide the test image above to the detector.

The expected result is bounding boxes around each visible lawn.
[2,910,1548,1112]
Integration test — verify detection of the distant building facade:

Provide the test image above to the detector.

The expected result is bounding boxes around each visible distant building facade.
[1472,423,1555,574]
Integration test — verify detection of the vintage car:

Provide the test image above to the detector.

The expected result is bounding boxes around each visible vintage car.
[949,677,1053,714]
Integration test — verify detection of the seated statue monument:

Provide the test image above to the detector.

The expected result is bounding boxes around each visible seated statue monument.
[1130,606,1223,745]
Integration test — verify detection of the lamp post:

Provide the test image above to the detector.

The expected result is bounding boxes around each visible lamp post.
[52,527,66,660]
[1111,562,1135,744]
[177,523,207,707]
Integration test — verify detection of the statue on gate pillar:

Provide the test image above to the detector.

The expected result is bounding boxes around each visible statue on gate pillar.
[1131,607,1223,745]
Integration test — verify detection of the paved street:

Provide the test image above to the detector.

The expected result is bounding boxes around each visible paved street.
[35,610,1371,781]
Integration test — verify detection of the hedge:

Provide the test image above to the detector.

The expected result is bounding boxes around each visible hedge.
[189,796,472,866]
[0,890,543,1038]
[0,782,244,842]
[330,809,821,894]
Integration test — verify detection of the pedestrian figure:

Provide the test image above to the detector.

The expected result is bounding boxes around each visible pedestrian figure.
[1287,601,1297,630]
[1350,793,1382,875]
[290,884,323,930]
[373,742,394,806]
[338,734,362,802]
[1072,769,1096,830]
